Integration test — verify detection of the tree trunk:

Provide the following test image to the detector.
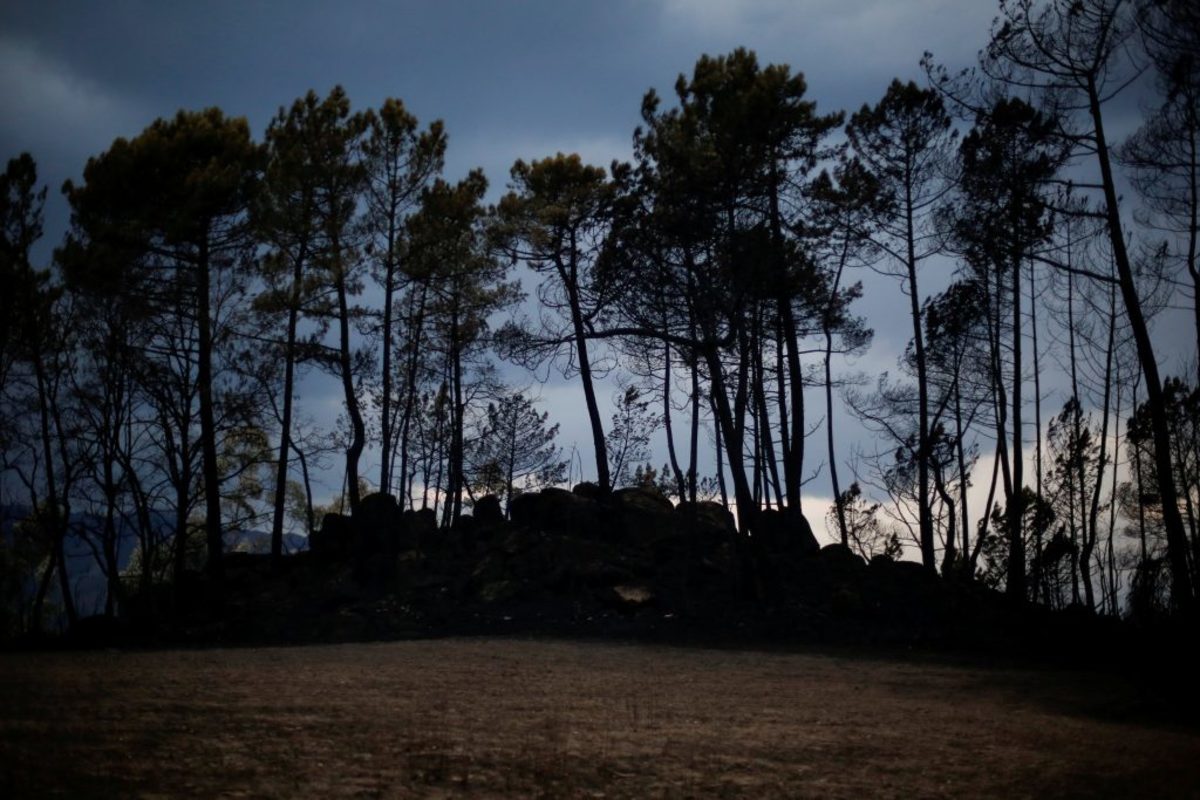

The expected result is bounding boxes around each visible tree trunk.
[1089,78,1195,611]
[335,248,365,517]
[904,180,934,571]
[196,235,224,581]
[1008,237,1026,602]
[270,244,305,567]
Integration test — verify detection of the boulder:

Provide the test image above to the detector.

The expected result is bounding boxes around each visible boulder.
[356,492,411,554]
[612,486,675,543]
[451,513,478,550]
[311,512,353,561]
[818,543,867,573]
[508,492,540,527]
[610,584,655,608]
[754,507,819,557]
[612,486,673,514]
[510,487,604,537]
[404,508,438,550]
[473,494,504,526]
[674,501,736,541]
[572,481,605,500]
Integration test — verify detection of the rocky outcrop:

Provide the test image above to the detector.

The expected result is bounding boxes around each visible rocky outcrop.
[298,485,989,640]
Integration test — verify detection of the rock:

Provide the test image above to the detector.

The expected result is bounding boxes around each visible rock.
[611,584,655,607]
[404,508,438,551]
[473,494,504,525]
[510,487,604,537]
[478,580,519,604]
[612,486,673,514]
[311,512,352,560]
[508,491,540,527]
[674,501,736,541]
[572,481,604,500]
[357,492,410,554]
[612,486,675,544]
[754,508,819,557]
[818,543,867,573]
[450,513,478,551]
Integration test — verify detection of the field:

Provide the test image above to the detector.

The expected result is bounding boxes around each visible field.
[1,637,1196,798]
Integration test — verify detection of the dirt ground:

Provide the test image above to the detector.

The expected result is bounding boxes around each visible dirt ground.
[0,637,1196,798]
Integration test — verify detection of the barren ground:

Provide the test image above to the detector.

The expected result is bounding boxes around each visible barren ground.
[0,637,1196,798]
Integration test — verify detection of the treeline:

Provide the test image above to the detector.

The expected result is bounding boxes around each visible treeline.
[1,0,1196,635]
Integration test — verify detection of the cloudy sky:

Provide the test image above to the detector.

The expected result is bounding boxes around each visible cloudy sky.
[1,1,1185,540]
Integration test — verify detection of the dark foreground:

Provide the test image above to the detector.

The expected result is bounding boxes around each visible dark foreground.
[1,638,1196,798]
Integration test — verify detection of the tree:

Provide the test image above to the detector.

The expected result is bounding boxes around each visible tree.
[1126,377,1200,603]
[1,154,81,628]
[256,91,335,565]
[809,158,879,546]
[63,109,262,581]
[618,48,842,533]
[495,153,625,493]
[952,96,1062,600]
[922,280,990,574]
[298,88,371,518]
[407,172,518,527]
[846,79,956,571]
[1119,0,1200,368]
[606,386,659,489]
[829,482,901,561]
[466,391,567,514]
[963,0,1195,610]
[361,98,446,498]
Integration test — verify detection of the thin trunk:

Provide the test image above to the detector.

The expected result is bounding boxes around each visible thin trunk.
[1083,282,1118,612]
[688,347,701,505]
[196,235,223,581]
[270,243,306,567]
[379,203,399,497]
[564,242,611,493]
[292,442,316,538]
[1009,235,1025,601]
[769,161,804,512]
[335,246,365,517]
[953,368,970,574]
[663,339,687,501]
[972,440,1004,572]
[823,240,850,546]
[753,317,783,507]
[33,340,77,628]
[1106,358,1123,615]
[825,325,847,546]
[397,284,429,508]
[1089,78,1195,610]
[1067,269,1083,604]
[905,179,934,571]
[1031,257,1045,599]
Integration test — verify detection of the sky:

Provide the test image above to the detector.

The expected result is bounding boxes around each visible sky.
[1,1,1188,543]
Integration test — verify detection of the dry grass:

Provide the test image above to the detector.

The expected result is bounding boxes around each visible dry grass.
[0,637,1196,798]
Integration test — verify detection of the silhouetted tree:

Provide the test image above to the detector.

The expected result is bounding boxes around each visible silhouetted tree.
[361,99,446,499]
[62,109,262,581]
[620,49,842,533]
[407,172,518,527]
[846,79,956,571]
[1120,0,1200,369]
[466,390,567,514]
[936,0,1195,610]
[953,97,1062,600]
[256,91,337,565]
[495,153,626,493]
